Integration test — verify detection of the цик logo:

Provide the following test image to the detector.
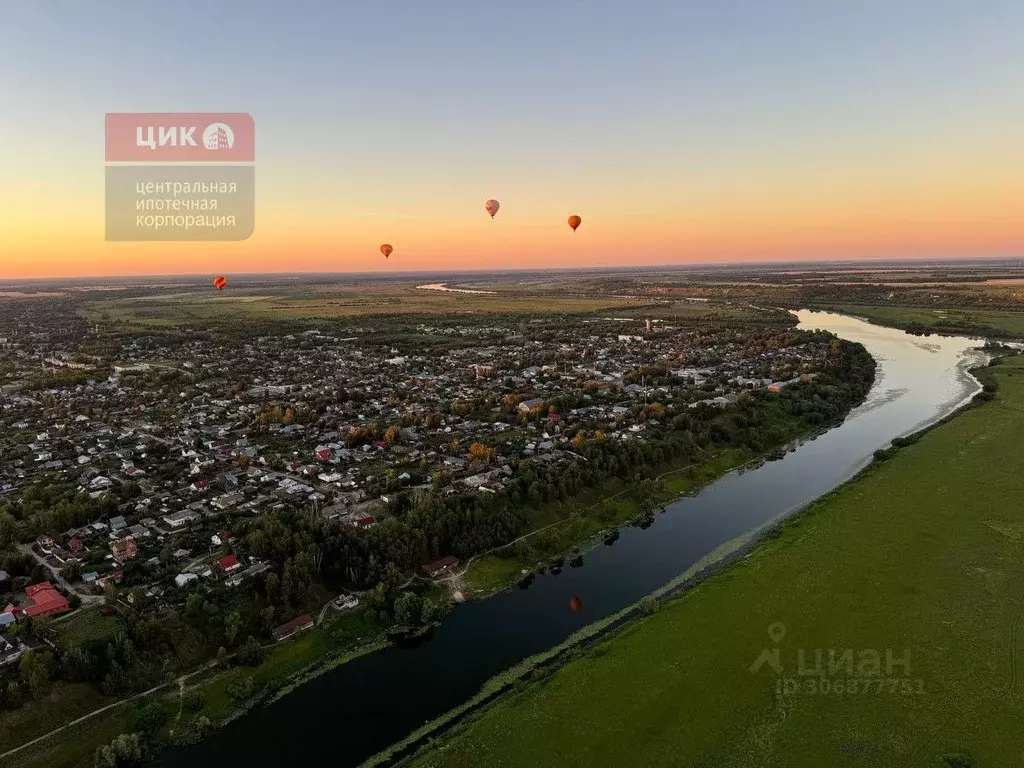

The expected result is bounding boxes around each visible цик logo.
[203,122,234,151]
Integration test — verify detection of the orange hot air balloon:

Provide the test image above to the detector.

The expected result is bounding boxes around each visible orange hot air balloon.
[568,215,582,232]
[485,199,500,219]
[380,244,393,259]
[569,596,582,612]
[213,276,227,291]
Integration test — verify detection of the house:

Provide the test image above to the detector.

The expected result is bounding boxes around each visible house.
[272,614,314,642]
[66,537,86,555]
[315,448,332,462]
[423,555,460,578]
[35,535,56,553]
[2,582,70,619]
[109,515,127,532]
[110,538,138,562]
[174,573,199,588]
[344,514,376,531]
[163,510,199,529]
[217,554,241,573]
[518,398,545,413]
[0,635,24,666]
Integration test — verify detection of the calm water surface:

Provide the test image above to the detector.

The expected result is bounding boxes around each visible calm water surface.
[157,311,986,768]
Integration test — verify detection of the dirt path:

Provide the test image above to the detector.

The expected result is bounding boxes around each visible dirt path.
[0,661,218,762]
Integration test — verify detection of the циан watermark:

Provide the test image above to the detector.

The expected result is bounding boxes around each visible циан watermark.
[750,622,925,696]
[104,112,255,241]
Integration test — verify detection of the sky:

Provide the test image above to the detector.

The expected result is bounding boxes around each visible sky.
[2,0,1024,278]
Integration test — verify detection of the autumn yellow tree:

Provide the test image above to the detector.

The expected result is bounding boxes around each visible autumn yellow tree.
[571,432,586,449]
[468,443,491,464]
[384,425,403,445]
[283,408,294,425]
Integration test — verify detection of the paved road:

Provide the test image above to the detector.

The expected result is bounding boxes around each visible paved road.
[17,544,103,605]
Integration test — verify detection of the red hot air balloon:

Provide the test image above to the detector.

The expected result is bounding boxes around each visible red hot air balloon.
[569,596,582,612]
[380,244,393,260]
[213,276,227,291]
[568,215,582,232]
[485,199,500,219]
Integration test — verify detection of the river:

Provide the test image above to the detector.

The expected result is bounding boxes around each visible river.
[416,283,496,294]
[156,311,988,768]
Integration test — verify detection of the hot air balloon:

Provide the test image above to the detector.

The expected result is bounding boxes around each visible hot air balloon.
[568,215,582,232]
[213,276,227,291]
[485,199,500,219]
[380,244,393,260]
[569,596,582,612]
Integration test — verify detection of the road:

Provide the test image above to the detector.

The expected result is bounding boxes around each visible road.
[17,544,103,605]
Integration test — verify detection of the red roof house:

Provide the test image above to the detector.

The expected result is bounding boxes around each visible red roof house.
[345,514,376,531]
[423,556,460,578]
[110,538,138,562]
[272,614,313,642]
[218,554,241,573]
[66,537,86,555]
[2,582,70,620]
[315,449,331,461]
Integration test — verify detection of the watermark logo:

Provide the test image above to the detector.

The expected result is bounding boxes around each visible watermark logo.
[104,112,255,241]
[749,621,786,675]
[203,122,235,151]
[105,112,254,162]
[750,622,926,696]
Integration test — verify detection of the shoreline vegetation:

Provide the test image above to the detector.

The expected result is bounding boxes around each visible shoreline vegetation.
[400,354,1018,768]
[804,302,1024,341]
[4,334,877,768]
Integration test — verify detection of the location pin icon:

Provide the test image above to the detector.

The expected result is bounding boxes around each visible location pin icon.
[768,622,786,644]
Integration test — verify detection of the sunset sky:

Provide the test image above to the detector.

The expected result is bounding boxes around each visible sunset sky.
[2,1,1024,278]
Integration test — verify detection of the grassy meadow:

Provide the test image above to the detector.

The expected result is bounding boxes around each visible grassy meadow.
[410,355,1024,768]
[821,303,1024,339]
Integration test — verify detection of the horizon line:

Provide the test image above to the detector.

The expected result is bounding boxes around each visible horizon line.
[2,255,1022,283]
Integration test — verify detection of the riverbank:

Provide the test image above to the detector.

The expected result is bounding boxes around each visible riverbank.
[458,447,764,597]
[9,607,387,768]
[405,354,1024,768]
[807,302,1024,340]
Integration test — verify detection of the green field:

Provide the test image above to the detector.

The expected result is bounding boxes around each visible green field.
[821,303,1024,339]
[411,355,1024,768]
[79,284,650,329]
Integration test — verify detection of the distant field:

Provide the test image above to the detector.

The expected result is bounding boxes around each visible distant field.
[822,304,1024,339]
[412,356,1024,768]
[78,284,651,328]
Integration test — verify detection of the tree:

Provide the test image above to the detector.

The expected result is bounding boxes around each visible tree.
[94,733,143,768]
[19,650,52,699]
[393,592,424,626]
[224,611,243,647]
[264,572,280,604]
[468,443,491,464]
[62,559,82,582]
[0,511,16,548]
[236,635,264,667]
[134,700,169,735]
